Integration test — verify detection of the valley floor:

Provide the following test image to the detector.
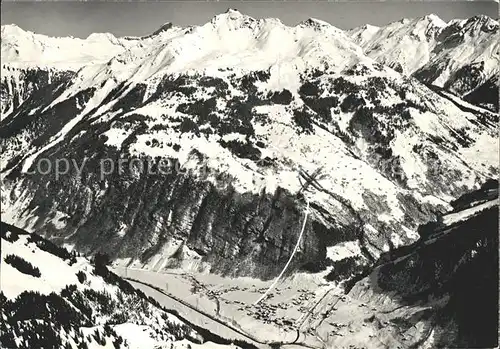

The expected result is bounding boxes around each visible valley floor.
[112,267,416,349]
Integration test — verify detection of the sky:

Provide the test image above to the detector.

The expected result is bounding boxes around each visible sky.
[1,1,498,38]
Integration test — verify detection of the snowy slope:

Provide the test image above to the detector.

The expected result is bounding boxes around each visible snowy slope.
[0,24,136,70]
[349,14,499,97]
[0,223,246,349]
[35,9,370,103]
[0,9,498,280]
[349,14,447,74]
[0,24,136,118]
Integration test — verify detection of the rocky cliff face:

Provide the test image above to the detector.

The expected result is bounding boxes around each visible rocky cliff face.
[0,66,74,119]
[1,11,497,281]
[464,74,499,112]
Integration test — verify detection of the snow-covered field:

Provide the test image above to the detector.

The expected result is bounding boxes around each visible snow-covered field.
[112,266,418,348]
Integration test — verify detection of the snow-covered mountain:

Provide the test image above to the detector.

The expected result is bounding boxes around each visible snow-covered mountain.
[349,14,448,74]
[0,24,138,118]
[349,14,499,110]
[1,24,136,70]
[2,10,497,119]
[0,9,497,282]
[1,9,498,349]
[0,222,248,349]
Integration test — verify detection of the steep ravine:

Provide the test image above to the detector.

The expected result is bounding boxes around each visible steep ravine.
[349,180,499,348]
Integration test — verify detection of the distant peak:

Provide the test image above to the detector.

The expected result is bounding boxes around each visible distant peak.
[2,23,21,29]
[210,9,256,28]
[299,18,331,29]
[225,8,242,15]
[423,14,440,21]
[470,14,492,20]
[86,32,117,41]
[151,22,173,36]
[1,24,28,35]
[218,8,247,20]
[467,14,497,25]
[463,14,499,32]
[418,14,447,27]
[358,23,380,32]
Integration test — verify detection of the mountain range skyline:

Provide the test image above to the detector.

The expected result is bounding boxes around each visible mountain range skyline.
[2,1,497,38]
[1,1,498,347]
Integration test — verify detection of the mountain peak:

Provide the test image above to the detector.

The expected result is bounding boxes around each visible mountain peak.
[418,13,447,27]
[362,24,379,30]
[1,24,29,37]
[464,14,499,31]
[422,13,442,21]
[224,8,242,15]
[150,22,173,36]
[86,32,118,42]
[210,9,256,29]
[300,17,331,28]
[212,8,248,20]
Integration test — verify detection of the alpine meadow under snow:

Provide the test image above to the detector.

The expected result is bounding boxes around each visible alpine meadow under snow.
[0,8,498,349]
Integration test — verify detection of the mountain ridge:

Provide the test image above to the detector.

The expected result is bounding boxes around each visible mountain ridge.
[1,10,498,348]
[2,11,497,109]
[1,10,497,281]
[349,12,499,105]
